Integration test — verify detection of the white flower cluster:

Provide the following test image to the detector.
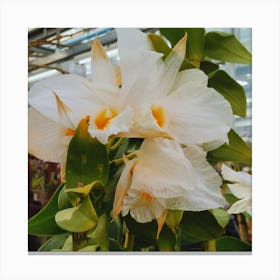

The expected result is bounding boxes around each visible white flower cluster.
[29,28,240,234]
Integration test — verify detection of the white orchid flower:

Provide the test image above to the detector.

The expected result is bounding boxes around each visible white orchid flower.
[29,37,133,155]
[113,138,226,236]
[221,164,252,215]
[116,28,233,147]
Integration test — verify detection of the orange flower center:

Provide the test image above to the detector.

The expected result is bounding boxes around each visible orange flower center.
[141,192,154,202]
[151,106,165,128]
[94,108,118,130]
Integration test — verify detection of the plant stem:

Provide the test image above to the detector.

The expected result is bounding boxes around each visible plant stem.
[110,138,125,151]
[72,232,87,251]
[237,214,249,242]
[203,239,216,251]
[110,151,137,165]
[124,231,134,251]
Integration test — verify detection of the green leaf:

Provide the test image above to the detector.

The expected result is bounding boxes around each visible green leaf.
[211,208,230,228]
[66,117,109,190]
[28,183,66,236]
[200,60,219,75]
[148,33,195,70]
[78,245,100,252]
[204,31,252,64]
[180,211,225,245]
[148,33,171,60]
[215,236,251,251]
[65,180,103,197]
[50,235,73,252]
[109,238,124,251]
[61,235,73,251]
[208,70,247,118]
[157,225,176,251]
[160,28,206,67]
[224,193,239,205]
[58,184,77,210]
[124,214,157,248]
[165,210,184,232]
[38,233,70,251]
[87,214,109,251]
[156,226,176,251]
[55,196,98,233]
[207,129,252,165]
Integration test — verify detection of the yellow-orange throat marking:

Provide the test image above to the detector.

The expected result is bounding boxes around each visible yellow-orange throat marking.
[151,106,165,128]
[65,128,75,136]
[141,192,154,202]
[94,108,117,130]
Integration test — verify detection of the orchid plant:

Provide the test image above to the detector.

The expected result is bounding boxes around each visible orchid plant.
[28,28,252,252]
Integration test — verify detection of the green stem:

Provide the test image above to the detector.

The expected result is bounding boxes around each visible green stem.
[203,239,216,251]
[72,232,87,251]
[124,231,135,251]
[110,138,125,151]
[237,214,249,242]
[110,151,138,165]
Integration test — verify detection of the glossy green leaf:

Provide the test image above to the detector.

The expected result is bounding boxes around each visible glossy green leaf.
[157,225,176,251]
[160,28,205,67]
[65,180,103,197]
[66,117,109,190]
[207,129,252,165]
[55,196,98,233]
[61,235,73,251]
[51,235,73,252]
[200,60,219,75]
[208,70,247,118]
[38,233,70,251]
[78,245,100,252]
[165,210,184,232]
[58,184,77,210]
[224,193,239,205]
[204,31,252,64]
[87,214,109,251]
[148,33,195,70]
[124,214,157,248]
[211,208,230,228]
[180,211,225,245]
[216,236,251,251]
[148,33,171,59]
[28,183,66,236]
[109,238,124,251]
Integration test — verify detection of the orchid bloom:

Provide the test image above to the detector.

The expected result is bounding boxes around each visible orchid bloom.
[116,28,233,147]
[113,138,226,236]
[28,37,135,165]
[221,164,252,215]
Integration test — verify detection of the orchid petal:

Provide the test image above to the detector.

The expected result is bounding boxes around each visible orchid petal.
[148,33,187,98]
[28,107,71,163]
[130,138,195,198]
[112,157,136,219]
[91,39,118,87]
[228,198,252,215]
[221,165,251,199]
[116,29,163,100]
[162,82,233,145]
[116,28,153,60]
[122,189,167,223]
[28,74,94,127]
[172,68,208,92]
